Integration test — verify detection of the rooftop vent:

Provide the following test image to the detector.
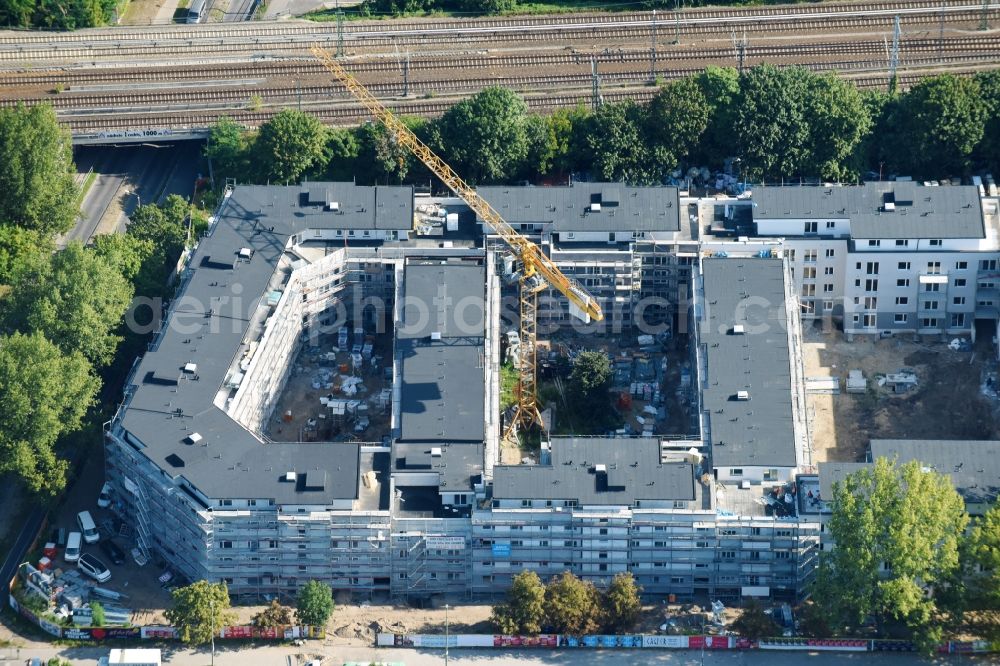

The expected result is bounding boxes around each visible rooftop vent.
[327,200,339,212]
[284,471,297,482]
[589,202,602,213]
[594,463,607,473]
[183,362,198,374]
[736,390,750,401]
[430,331,442,341]
[431,447,443,457]
[732,324,746,335]
[186,432,203,445]
[238,247,253,260]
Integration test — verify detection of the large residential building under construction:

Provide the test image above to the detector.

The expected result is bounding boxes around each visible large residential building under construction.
[104,180,998,604]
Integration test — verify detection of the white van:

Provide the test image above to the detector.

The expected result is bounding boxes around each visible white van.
[65,532,82,562]
[77,510,99,544]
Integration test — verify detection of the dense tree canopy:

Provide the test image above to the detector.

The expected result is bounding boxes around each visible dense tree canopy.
[544,571,601,636]
[436,87,529,183]
[602,572,642,632]
[490,570,546,635]
[253,109,330,184]
[205,117,252,183]
[0,331,98,495]
[3,242,135,367]
[296,580,335,626]
[0,0,118,29]
[0,104,78,235]
[165,581,237,645]
[811,457,969,652]
[646,77,711,171]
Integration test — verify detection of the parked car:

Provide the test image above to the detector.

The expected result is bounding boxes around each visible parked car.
[77,553,111,583]
[97,482,112,508]
[77,510,99,544]
[65,531,82,562]
[100,539,126,566]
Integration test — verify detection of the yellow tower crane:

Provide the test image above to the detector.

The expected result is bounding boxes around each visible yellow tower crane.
[311,46,604,441]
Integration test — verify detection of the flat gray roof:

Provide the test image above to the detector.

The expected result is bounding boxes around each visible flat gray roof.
[118,183,411,503]
[818,462,870,499]
[394,442,484,492]
[396,259,486,444]
[477,183,681,233]
[752,182,984,239]
[700,258,797,469]
[492,437,695,504]
[871,439,1000,507]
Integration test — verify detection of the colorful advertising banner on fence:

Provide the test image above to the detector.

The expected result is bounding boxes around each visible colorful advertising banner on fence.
[641,635,689,648]
[688,635,732,650]
[760,638,867,651]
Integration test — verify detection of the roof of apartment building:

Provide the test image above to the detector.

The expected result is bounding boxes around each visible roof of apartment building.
[477,183,681,233]
[394,442,484,492]
[395,258,486,443]
[701,258,798,469]
[819,440,1000,510]
[118,183,413,504]
[492,437,696,504]
[751,182,984,239]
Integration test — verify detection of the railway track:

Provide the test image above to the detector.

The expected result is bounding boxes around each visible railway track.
[3,35,998,91]
[0,2,994,65]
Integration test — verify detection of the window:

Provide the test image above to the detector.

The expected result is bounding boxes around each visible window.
[863,314,876,327]
[775,551,791,560]
[897,278,910,287]
[804,222,818,234]
[804,250,817,263]
[826,221,835,229]
[867,262,880,275]
[981,260,998,271]
[823,300,834,311]
[895,240,908,247]
[801,301,815,315]
[802,284,815,297]
[721,551,736,559]
[856,262,862,270]
[220,541,233,549]
[825,249,836,257]
[956,261,968,270]
[924,283,940,292]
[953,296,966,306]
[894,313,908,323]
[864,297,877,310]
[924,300,939,310]
[865,279,878,292]
[803,267,817,279]
[955,278,967,287]
[565,232,574,239]
[868,240,881,247]
[927,261,941,274]
[855,279,861,287]
[951,313,966,327]
[895,297,909,305]
[921,317,939,328]
[823,284,834,293]
[898,262,910,271]
[825,266,834,275]
[730,469,743,476]
[929,239,943,246]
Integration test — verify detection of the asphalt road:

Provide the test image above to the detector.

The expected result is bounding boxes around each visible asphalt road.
[6,644,992,666]
[63,142,203,248]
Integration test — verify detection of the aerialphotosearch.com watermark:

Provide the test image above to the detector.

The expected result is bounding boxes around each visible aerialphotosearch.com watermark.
[122,279,849,345]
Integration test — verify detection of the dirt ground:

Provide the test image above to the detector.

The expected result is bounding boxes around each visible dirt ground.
[803,324,1000,464]
[267,331,393,444]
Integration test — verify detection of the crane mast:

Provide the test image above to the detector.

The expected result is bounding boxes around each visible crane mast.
[311,46,604,440]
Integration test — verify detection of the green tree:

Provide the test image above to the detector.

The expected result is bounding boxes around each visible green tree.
[3,242,134,367]
[974,70,1000,175]
[801,73,872,181]
[0,226,50,286]
[731,600,779,640]
[458,0,516,12]
[734,65,810,181]
[569,351,612,402]
[0,331,98,496]
[296,580,335,626]
[325,126,362,182]
[0,104,78,235]
[204,116,251,183]
[547,106,591,176]
[584,100,656,184]
[966,504,1000,641]
[253,109,329,184]
[355,117,427,184]
[811,457,969,652]
[544,572,600,636]
[91,232,155,284]
[602,572,642,632]
[887,74,986,178]
[490,569,546,635]
[251,599,293,628]
[90,601,106,627]
[693,66,740,167]
[646,77,711,170]
[165,581,237,645]
[126,196,191,294]
[436,87,529,184]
